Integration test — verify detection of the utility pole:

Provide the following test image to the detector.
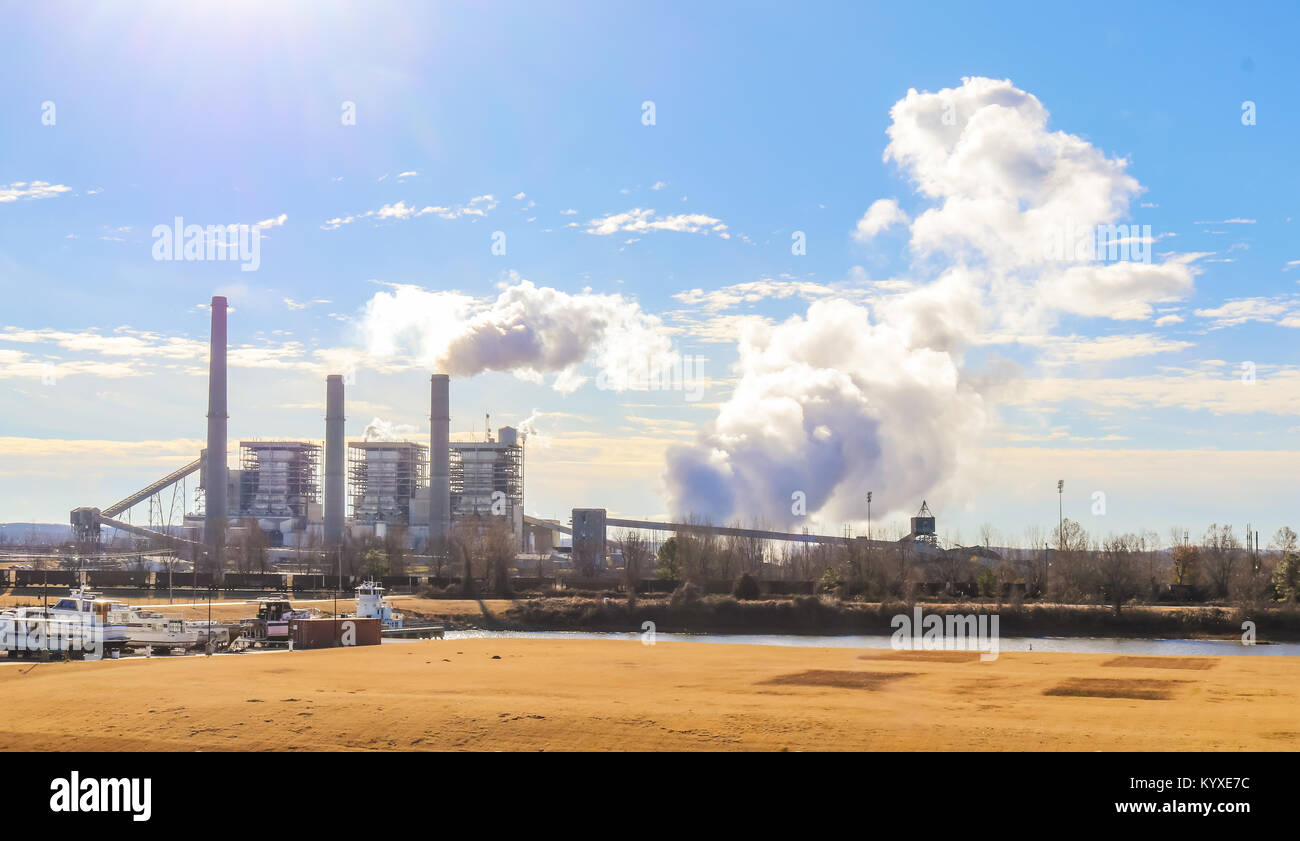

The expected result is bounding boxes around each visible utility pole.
[867,491,873,542]
[1057,479,1064,552]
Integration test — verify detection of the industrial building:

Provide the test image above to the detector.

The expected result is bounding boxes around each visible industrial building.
[450,425,525,550]
[348,440,428,526]
[69,293,902,570]
[236,441,321,522]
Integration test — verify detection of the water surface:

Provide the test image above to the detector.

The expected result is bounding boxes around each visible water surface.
[428,629,1300,656]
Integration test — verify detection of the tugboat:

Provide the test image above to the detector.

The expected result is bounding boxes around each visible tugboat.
[353,580,403,629]
[238,594,318,648]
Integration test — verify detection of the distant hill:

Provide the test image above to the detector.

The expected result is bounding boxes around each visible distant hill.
[0,523,73,542]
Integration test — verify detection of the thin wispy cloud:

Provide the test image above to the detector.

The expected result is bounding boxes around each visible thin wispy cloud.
[321,195,497,229]
[0,181,72,202]
[586,208,729,238]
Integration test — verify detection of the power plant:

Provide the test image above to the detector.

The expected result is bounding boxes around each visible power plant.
[69,295,936,568]
[68,295,535,560]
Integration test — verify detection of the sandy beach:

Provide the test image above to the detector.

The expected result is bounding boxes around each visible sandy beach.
[1,638,1297,751]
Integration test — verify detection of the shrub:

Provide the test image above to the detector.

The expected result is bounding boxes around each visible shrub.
[733,573,761,601]
[669,581,704,609]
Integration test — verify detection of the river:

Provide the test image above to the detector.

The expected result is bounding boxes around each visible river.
[424,629,1300,656]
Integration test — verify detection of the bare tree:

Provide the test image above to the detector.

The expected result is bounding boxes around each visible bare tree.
[232,518,268,574]
[1050,518,1093,601]
[618,530,651,604]
[674,517,718,583]
[733,529,765,576]
[1269,526,1298,560]
[1136,529,1164,601]
[384,526,409,576]
[1096,534,1140,614]
[1202,523,1241,599]
[483,518,515,597]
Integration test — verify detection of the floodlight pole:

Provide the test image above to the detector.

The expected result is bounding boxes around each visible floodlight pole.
[1057,479,1064,552]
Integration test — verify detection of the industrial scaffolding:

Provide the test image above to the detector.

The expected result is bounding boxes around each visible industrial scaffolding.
[349,440,428,523]
[449,439,523,519]
[237,441,321,520]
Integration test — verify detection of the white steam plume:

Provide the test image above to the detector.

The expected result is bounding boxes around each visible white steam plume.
[360,274,676,392]
[666,77,1199,527]
[362,417,417,442]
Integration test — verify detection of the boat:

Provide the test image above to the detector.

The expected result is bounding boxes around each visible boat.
[352,580,403,629]
[1,589,244,658]
[0,588,128,659]
[116,607,201,654]
[238,594,318,647]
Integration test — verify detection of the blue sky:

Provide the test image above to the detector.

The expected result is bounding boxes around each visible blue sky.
[2,1,1298,547]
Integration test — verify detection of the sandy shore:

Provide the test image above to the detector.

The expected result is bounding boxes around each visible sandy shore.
[1,638,1297,751]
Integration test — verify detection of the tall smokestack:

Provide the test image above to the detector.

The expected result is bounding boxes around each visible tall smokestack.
[324,375,345,547]
[430,373,450,547]
[205,296,228,566]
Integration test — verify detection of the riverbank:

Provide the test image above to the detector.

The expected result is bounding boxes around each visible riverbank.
[6,590,1297,641]
[492,595,1300,641]
[1,638,1296,751]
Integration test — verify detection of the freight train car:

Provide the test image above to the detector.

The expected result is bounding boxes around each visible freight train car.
[85,570,152,589]
[14,569,79,588]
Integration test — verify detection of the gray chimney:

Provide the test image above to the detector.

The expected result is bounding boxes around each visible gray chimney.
[205,296,228,566]
[430,374,450,547]
[324,374,345,546]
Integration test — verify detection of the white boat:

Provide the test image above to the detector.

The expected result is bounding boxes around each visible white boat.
[1,589,245,658]
[106,602,239,653]
[353,580,403,629]
[117,608,200,653]
[0,588,128,659]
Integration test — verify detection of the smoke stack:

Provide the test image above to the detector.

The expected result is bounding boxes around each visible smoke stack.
[324,375,345,547]
[205,296,228,565]
[430,374,450,547]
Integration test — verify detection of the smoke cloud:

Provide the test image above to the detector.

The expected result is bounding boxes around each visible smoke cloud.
[361,417,418,442]
[360,274,676,393]
[665,77,1199,527]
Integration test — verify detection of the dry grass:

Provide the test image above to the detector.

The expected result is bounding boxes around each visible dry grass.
[1,641,1297,751]
[758,670,916,690]
[860,650,984,663]
[1043,677,1187,700]
[1100,656,1218,670]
